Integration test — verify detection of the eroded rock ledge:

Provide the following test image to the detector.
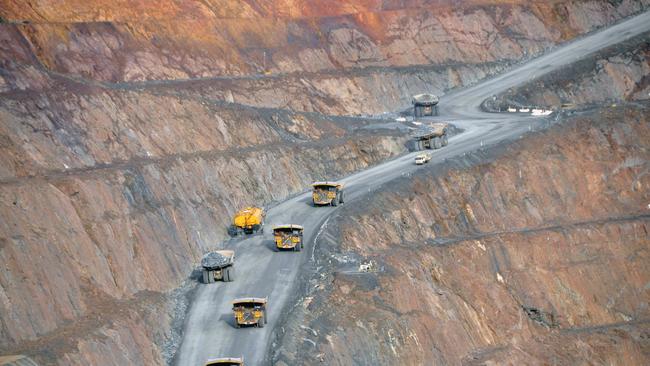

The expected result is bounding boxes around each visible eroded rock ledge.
[274,103,650,365]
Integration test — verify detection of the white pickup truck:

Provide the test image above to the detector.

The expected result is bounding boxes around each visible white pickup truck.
[414,152,432,165]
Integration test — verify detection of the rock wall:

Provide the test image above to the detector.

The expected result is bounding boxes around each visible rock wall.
[1,1,647,83]
[1,1,649,364]
[274,104,650,365]
[490,35,650,109]
[136,62,507,116]
[0,84,405,364]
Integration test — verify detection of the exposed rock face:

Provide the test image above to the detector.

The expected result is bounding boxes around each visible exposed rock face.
[274,104,650,365]
[131,62,508,116]
[1,1,647,83]
[0,81,405,364]
[491,35,650,109]
[1,1,648,118]
[1,1,649,365]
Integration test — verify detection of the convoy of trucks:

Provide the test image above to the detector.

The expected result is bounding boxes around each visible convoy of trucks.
[204,100,449,363]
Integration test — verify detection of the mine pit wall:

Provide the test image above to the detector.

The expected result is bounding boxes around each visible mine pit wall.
[1,1,647,82]
[0,87,405,365]
[2,1,649,117]
[147,62,507,116]
[491,34,650,110]
[275,105,650,365]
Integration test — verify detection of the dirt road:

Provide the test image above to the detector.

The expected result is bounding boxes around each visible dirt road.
[173,11,650,366]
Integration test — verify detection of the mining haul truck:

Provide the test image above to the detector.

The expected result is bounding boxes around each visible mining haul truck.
[413,123,448,150]
[413,93,439,117]
[273,225,304,251]
[201,250,235,283]
[233,297,268,328]
[228,206,265,236]
[205,357,244,366]
[312,182,344,206]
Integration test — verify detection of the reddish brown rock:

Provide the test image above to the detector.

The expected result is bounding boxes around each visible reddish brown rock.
[274,105,650,365]
[1,1,646,82]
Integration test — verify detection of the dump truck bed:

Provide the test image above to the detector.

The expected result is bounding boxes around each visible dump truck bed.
[205,357,243,366]
[201,250,234,269]
[273,224,304,231]
[413,122,448,140]
[412,93,439,106]
[232,297,267,305]
[233,207,264,228]
[311,181,343,188]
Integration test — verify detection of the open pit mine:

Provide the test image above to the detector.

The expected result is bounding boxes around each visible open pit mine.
[0,1,649,365]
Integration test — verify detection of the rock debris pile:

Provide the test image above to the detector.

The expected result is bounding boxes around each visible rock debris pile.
[201,252,230,268]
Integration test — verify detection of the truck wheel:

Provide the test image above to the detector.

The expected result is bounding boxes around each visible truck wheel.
[228,267,235,282]
[258,316,265,328]
[433,137,442,149]
[202,270,210,284]
[296,244,301,252]
[331,195,338,206]
[442,135,448,146]
[228,226,238,237]
[235,322,241,329]
[339,191,344,204]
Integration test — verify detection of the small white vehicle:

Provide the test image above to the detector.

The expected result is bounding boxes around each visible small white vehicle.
[414,152,432,165]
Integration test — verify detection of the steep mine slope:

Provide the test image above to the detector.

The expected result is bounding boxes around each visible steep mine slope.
[0,3,647,365]
[1,1,648,118]
[491,34,650,108]
[278,103,649,365]
[3,0,647,81]
[173,11,650,365]
[0,79,406,365]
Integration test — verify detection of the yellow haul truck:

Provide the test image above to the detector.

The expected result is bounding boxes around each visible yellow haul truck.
[273,225,304,252]
[232,297,268,328]
[228,207,265,236]
[312,182,344,206]
[205,357,244,366]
